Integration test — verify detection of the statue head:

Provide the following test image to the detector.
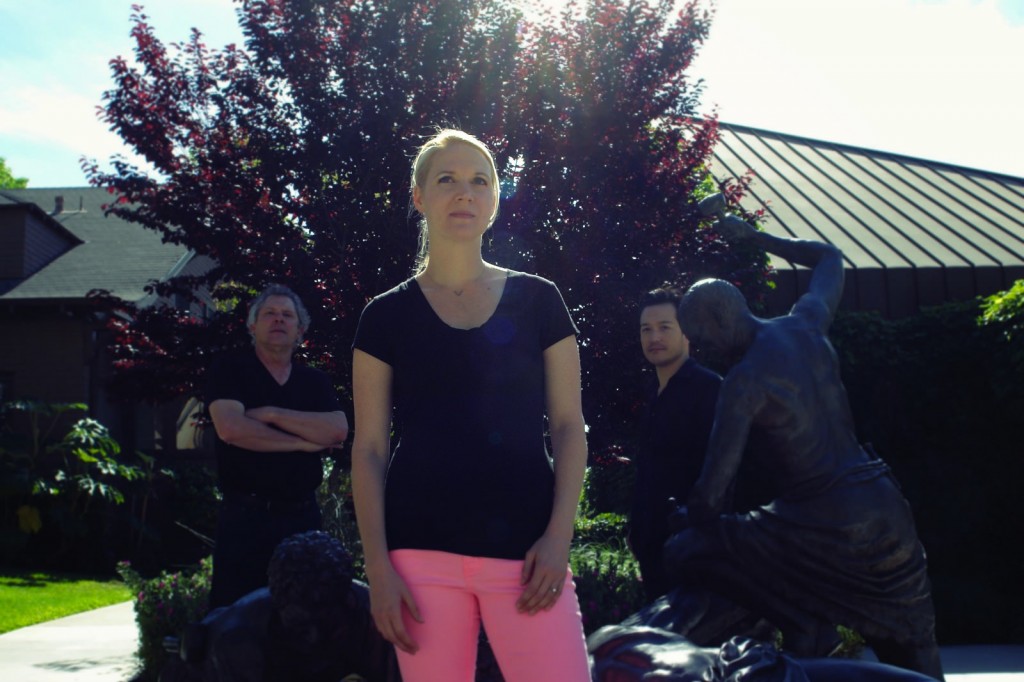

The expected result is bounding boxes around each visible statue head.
[677,278,753,370]
[267,531,355,648]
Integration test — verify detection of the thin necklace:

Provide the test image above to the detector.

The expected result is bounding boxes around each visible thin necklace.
[425,267,485,296]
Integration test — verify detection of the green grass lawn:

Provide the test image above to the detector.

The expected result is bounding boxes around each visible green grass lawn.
[0,570,132,634]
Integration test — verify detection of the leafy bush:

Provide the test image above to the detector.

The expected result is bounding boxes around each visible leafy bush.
[980,278,1024,336]
[117,556,212,678]
[830,295,1024,643]
[580,448,636,517]
[0,401,143,568]
[834,625,865,659]
[318,455,364,581]
[979,278,1024,388]
[0,400,140,503]
[574,512,629,545]
[132,454,217,573]
[572,459,644,634]
[569,542,645,635]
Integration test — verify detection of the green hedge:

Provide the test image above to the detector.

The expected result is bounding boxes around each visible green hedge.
[829,292,1024,644]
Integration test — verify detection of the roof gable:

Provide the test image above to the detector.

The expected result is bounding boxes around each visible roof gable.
[0,200,83,289]
[0,188,191,305]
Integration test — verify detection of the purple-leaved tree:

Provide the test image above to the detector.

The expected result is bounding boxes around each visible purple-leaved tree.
[86,0,768,454]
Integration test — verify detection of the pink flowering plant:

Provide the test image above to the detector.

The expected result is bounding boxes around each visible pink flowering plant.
[117,556,212,676]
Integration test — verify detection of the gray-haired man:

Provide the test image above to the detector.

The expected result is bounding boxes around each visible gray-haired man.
[206,284,348,609]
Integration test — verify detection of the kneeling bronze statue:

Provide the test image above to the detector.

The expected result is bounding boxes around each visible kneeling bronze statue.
[654,194,943,679]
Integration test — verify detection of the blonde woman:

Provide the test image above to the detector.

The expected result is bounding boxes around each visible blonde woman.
[351,129,591,681]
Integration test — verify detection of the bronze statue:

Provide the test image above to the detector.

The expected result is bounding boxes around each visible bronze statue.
[588,625,939,681]
[157,500,941,680]
[661,194,944,679]
[167,531,399,682]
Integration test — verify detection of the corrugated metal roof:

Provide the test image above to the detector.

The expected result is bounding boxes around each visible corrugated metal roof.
[0,187,190,305]
[711,123,1024,317]
[5,129,1023,317]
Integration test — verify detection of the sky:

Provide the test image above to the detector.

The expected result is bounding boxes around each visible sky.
[1,0,1023,189]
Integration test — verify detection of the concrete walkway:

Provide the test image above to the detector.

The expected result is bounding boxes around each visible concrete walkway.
[1,600,1022,681]
[0,601,140,681]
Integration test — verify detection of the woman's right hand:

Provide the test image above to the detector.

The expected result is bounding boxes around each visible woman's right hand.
[367,561,422,654]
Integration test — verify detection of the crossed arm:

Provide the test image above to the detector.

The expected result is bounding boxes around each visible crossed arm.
[209,400,348,453]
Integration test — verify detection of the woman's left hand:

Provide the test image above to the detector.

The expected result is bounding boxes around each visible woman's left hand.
[516,531,571,615]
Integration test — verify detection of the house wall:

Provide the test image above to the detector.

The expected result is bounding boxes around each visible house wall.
[0,209,28,279]
[0,305,169,455]
[0,308,90,403]
[765,263,1024,319]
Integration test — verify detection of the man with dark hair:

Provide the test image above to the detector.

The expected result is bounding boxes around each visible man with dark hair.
[206,284,348,609]
[665,196,943,679]
[629,287,721,601]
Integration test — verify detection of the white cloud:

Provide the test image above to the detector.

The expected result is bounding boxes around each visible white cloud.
[691,0,1024,175]
[0,0,243,185]
[2,0,1022,184]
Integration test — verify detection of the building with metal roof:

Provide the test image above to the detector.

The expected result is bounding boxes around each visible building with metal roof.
[710,123,1024,317]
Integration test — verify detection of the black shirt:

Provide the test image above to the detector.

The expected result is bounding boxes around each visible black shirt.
[205,348,341,500]
[629,358,721,561]
[353,271,577,559]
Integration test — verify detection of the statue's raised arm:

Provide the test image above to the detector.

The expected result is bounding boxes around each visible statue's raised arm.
[698,194,845,327]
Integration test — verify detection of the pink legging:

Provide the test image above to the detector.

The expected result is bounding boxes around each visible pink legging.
[389,549,592,682]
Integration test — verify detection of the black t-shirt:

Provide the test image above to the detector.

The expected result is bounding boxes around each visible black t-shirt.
[205,348,342,500]
[629,358,721,556]
[353,271,578,559]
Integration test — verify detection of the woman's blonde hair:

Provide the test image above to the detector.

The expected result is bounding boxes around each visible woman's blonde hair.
[410,129,500,273]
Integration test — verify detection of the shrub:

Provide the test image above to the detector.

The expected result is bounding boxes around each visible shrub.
[572,456,644,634]
[830,298,1024,643]
[117,556,212,678]
[835,625,865,659]
[569,542,645,635]
[318,455,364,581]
[979,278,1024,393]
[574,512,629,545]
[0,401,143,569]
